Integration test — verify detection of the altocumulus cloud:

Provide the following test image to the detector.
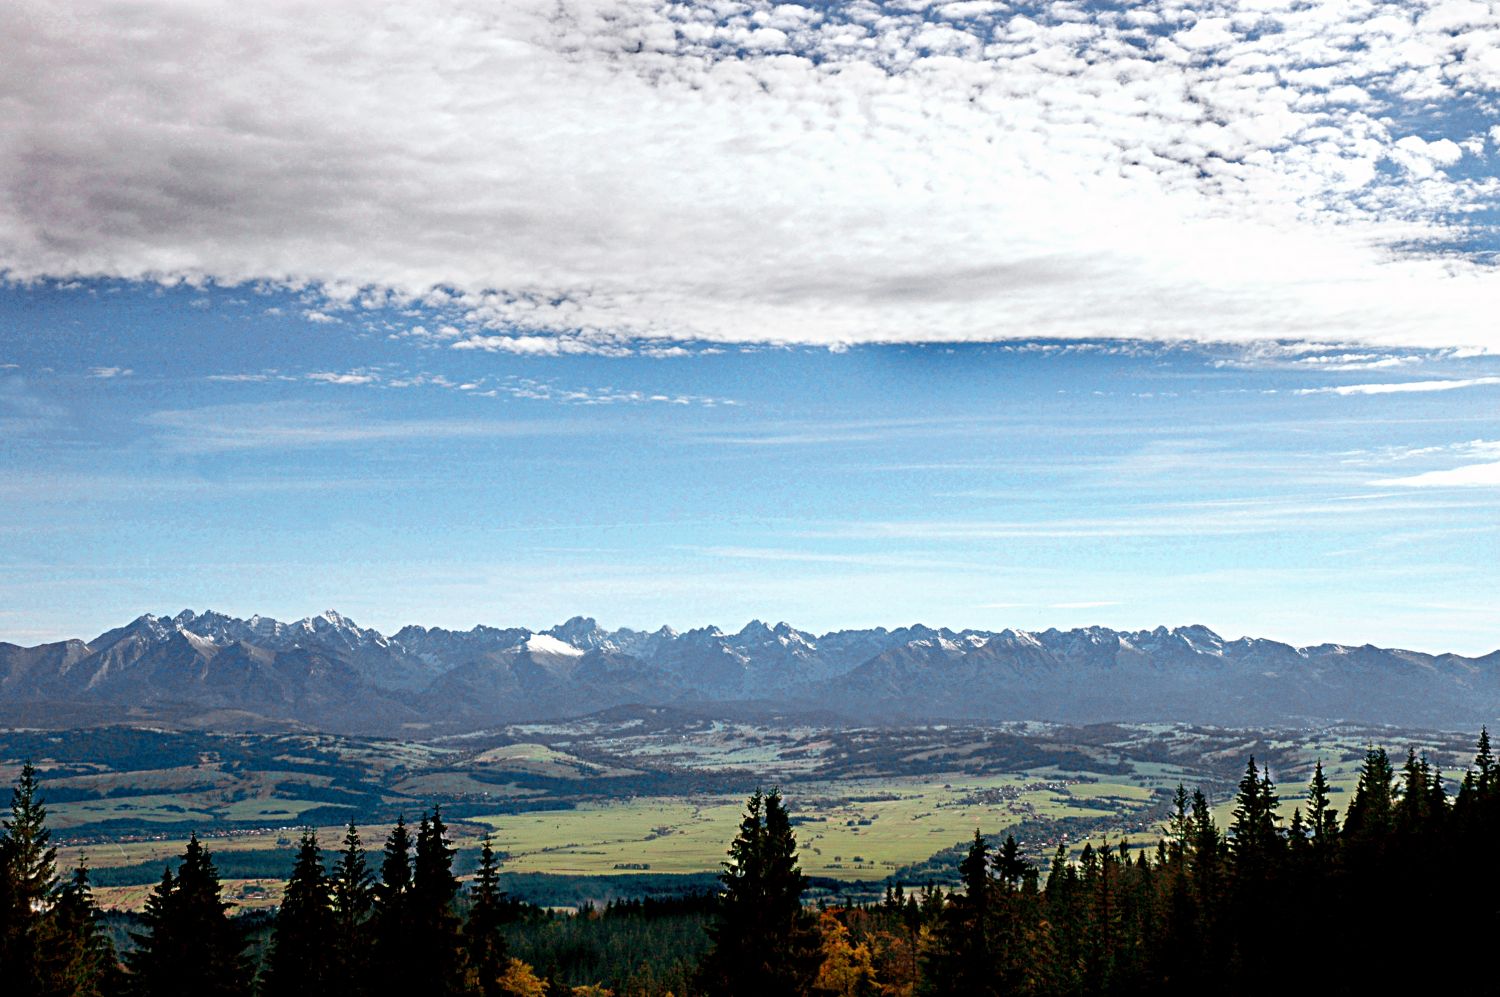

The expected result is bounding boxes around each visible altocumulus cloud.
[3,0,1500,350]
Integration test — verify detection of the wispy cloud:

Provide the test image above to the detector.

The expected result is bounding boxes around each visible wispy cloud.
[1340,439,1500,465]
[3,1,1499,350]
[205,367,740,407]
[802,493,1499,541]
[206,372,290,383]
[0,470,390,501]
[141,401,585,453]
[1048,601,1123,610]
[1296,377,1500,396]
[683,545,1004,573]
[0,376,64,436]
[87,366,132,378]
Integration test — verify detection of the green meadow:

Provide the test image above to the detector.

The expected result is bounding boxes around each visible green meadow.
[8,714,1475,909]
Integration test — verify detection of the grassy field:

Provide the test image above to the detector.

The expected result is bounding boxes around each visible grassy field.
[18,716,1479,910]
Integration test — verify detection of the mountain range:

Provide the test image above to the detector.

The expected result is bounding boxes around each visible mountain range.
[1,609,1496,732]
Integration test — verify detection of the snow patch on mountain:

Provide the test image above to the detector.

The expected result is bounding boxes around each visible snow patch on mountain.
[525,633,585,657]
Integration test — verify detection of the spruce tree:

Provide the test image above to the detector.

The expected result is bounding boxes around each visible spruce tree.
[412,808,467,997]
[329,822,374,997]
[1167,784,1192,860]
[0,831,19,994]
[369,818,416,997]
[924,830,1004,997]
[40,862,120,997]
[1454,768,1478,828]
[127,835,249,997]
[465,835,512,997]
[699,789,819,997]
[1228,758,1282,869]
[2,763,61,997]
[5,764,57,912]
[995,834,1027,890]
[1396,749,1432,834]
[1305,761,1338,847]
[1343,747,1395,847]
[1476,727,1495,793]
[262,830,336,997]
[1187,789,1227,973]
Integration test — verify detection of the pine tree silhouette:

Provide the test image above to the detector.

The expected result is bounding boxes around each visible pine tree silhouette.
[699,789,819,996]
[41,862,121,997]
[412,807,467,997]
[465,834,512,997]
[127,835,248,997]
[262,830,336,997]
[329,821,374,997]
[1,762,59,997]
[369,818,416,997]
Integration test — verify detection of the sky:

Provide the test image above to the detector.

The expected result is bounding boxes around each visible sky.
[1,0,1498,652]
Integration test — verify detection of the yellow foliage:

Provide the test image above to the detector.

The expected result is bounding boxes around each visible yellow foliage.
[814,910,880,997]
[497,957,549,997]
[572,986,614,997]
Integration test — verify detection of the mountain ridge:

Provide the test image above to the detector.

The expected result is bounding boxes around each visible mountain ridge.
[2,609,1496,733]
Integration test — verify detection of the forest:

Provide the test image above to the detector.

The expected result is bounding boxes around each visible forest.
[3,729,1497,995]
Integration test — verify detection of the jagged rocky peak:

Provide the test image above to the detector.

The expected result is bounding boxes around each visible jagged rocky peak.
[133,608,393,651]
[734,619,814,648]
[544,616,615,651]
[1124,624,1225,655]
[1173,624,1224,652]
[90,612,173,648]
[8,610,1498,731]
[736,619,774,639]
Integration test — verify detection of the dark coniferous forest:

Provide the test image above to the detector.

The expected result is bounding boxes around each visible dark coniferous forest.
[3,732,1498,996]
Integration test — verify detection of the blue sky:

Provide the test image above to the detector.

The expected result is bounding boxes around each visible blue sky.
[3,280,1497,652]
[2,0,1499,652]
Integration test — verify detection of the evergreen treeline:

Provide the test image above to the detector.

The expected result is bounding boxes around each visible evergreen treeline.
[5,731,1500,995]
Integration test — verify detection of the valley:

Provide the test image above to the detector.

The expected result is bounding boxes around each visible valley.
[4,709,1478,910]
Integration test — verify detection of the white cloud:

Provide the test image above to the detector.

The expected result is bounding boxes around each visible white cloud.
[2,1,1499,350]
[451,335,631,357]
[1294,353,1424,371]
[1379,461,1500,487]
[306,371,379,386]
[87,366,132,378]
[1295,376,1500,396]
[1391,134,1465,177]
